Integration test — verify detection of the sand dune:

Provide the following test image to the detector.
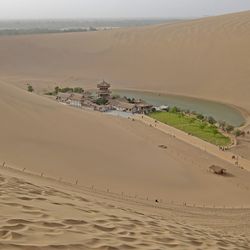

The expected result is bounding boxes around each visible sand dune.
[1,80,250,207]
[0,11,250,248]
[0,11,250,110]
[0,167,249,250]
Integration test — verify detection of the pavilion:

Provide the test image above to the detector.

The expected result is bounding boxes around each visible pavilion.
[97,80,111,99]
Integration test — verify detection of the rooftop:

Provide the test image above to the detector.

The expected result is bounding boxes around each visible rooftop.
[57,93,73,99]
[97,80,111,88]
[70,94,85,101]
[209,165,227,174]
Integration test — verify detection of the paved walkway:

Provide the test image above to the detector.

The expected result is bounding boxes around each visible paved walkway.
[133,114,250,172]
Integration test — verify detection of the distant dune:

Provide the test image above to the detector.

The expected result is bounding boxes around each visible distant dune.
[0,11,250,110]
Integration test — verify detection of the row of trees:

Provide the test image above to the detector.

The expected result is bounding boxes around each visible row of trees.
[46,86,84,95]
[54,86,84,94]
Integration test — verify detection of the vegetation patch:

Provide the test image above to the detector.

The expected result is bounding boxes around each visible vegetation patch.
[45,86,84,96]
[27,84,34,92]
[149,110,231,146]
[95,98,109,106]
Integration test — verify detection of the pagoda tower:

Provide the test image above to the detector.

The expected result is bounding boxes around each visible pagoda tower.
[97,80,111,99]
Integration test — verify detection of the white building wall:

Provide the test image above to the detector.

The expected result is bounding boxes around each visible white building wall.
[70,100,82,108]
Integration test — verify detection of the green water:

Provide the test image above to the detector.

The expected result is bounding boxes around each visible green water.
[113,90,245,127]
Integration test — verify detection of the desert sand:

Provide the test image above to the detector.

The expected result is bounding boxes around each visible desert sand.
[0,166,250,250]
[0,11,250,249]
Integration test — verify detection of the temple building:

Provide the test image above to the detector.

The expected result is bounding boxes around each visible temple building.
[69,93,85,108]
[97,80,111,99]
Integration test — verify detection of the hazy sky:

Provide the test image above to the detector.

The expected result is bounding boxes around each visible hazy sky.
[0,0,250,19]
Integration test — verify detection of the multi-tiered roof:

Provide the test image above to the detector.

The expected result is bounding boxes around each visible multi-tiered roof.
[97,80,111,99]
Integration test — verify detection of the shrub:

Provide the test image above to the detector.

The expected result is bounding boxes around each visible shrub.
[225,124,234,133]
[73,87,84,93]
[189,118,196,124]
[54,86,60,94]
[199,124,206,129]
[95,98,108,105]
[218,120,226,130]
[212,128,219,135]
[207,116,216,125]
[197,113,205,120]
[234,129,244,137]
[112,94,120,99]
[60,87,74,93]
[27,85,34,92]
[170,106,180,113]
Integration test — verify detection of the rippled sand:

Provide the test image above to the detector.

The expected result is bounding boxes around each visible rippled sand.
[0,168,249,250]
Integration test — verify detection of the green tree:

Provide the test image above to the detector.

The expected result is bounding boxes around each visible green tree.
[54,86,60,94]
[61,87,73,93]
[234,129,244,137]
[225,124,234,133]
[218,120,226,130]
[27,85,34,92]
[207,116,216,125]
[197,113,204,120]
[73,87,84,93]
[171,106,180,113]
[95,98,108,105]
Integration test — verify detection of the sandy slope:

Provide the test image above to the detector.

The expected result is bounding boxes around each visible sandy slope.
[0,11,250,111]
[1,80,250,208]
[0,167,249,250]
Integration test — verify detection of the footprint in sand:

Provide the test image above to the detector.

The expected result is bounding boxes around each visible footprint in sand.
[7,219,32,225]
[0,230,24,241]
[2,224,27,231]
[127,219,144,226]
[118,236,137,243]
[93,224,116,232]
[94,220,108,224]
[63,219,88,226]
[74,196,90,202]
[154,236,176,243]
[17,196,34,201]
[188,239,203,247]
[42,222,66,228]
[28,190,43,195]
[0,176,8,185]
[84,238,102,246]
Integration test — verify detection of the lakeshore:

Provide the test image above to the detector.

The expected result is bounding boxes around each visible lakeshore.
[113,89,246,127]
